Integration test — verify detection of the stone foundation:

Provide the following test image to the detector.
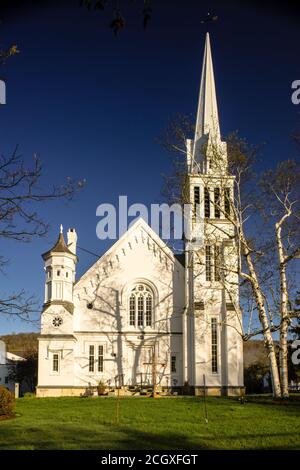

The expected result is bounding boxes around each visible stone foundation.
[194,386,245,397]
[36,386,87,397]
[37,385,245,398]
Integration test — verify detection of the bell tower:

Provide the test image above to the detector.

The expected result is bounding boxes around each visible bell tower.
[184,33,243,395]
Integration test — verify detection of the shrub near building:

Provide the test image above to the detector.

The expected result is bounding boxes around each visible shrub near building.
[0,386,15,417]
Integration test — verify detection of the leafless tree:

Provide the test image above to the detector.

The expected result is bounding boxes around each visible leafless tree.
[80,0,153,35]
[260,159,300,397]
[0,147,85,321]
[0,43,19,65]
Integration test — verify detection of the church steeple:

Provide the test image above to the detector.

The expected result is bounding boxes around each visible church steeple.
[191,33,224,173]
[194,32,220,141]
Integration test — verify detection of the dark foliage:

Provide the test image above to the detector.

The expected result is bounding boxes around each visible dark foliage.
[81,0,152,34]
[8,348,38,393]
[0,386,15,416]
[244,362,270,394]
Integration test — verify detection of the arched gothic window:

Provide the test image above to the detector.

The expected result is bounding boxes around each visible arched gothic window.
[129,284,153,327]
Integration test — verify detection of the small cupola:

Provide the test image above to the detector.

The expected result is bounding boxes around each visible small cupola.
[42,225,77,261]
[42,225,78,307]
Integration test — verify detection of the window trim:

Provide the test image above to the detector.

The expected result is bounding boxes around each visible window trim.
[224,187,231,218]
[171,355,177,373]
[98,345,104,373]
[89,345,95,373]
[193,186,200,217]
[205,245,212,281]
[128,283,154,328]
[145,294,152,327]
[51,352,60,374]
[55,281,63,300]
[214,245,221,282]
[129,294,136,326]
[137,294,144,326]
[204,187,210,218]
[46,282,52,301]
[214,187,221,219]
[211,318,218,374]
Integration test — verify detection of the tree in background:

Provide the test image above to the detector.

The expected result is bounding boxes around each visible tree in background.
[244,362,271,394]
[8,347,38,393]
[0,43,18,65]
[260,161,300,397]
[80,0,153,35]
[0,147,85,322]
[0,332,38,355]
[293,292,300,339]
[0,32,85,323]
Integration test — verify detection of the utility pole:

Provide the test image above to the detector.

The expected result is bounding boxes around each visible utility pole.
[203,374,208,424]
[152,348,157,398]
[115,375,121,424]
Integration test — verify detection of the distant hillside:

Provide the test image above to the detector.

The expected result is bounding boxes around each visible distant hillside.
[0,332,39,357]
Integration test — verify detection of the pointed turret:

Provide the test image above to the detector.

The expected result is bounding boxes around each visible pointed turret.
[42,227,77,261]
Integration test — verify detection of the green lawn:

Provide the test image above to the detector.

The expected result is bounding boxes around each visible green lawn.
[0,395,299,450]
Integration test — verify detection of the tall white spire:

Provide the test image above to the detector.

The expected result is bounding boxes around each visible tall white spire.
[193,33,221,165]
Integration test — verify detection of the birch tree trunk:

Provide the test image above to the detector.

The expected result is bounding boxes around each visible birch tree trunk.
[276,219,290,398]
[260,160,300,398]
[241,232,282,398]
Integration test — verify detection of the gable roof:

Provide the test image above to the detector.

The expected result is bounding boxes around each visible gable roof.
[6,351,25,362]
[76,217,184,285]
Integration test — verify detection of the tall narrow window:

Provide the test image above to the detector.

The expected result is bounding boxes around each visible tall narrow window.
[211,318,218,373]
[224,188,231,218]
[214,188,220,218]
[98,345,104,372]
[89,345,95,372]
[46,282,52,301]
[53,353,59,373]
[194,186,200,216]
[204,188,210,218]
[55,282,62,299]
[205,245,212,281]
[171,355,176,373]
[214,245,221,282]
[129,284,153,328]
[138,294,144,326]
[129,294,136,326]
[145,294,152,326]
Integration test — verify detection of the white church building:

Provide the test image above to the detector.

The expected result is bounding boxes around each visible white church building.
[37,34,244,397]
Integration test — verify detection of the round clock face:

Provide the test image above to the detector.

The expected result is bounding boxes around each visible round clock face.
[52,316,63,328]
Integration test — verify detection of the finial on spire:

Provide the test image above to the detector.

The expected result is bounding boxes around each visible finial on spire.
[200,12,218,25]
[60,224,63,234]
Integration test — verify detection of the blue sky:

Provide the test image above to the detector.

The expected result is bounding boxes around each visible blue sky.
[0,0,299,334]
